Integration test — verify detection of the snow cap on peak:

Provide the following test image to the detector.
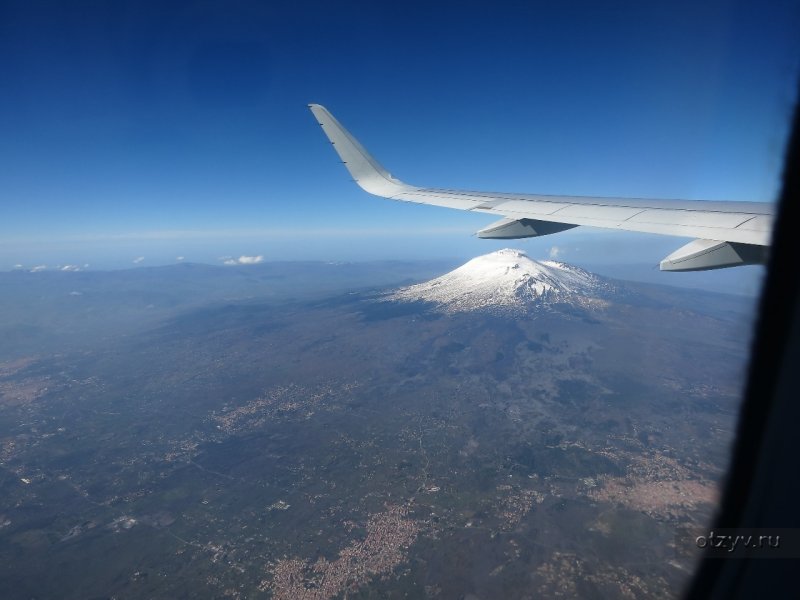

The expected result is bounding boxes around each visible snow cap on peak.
[387,249,604,314]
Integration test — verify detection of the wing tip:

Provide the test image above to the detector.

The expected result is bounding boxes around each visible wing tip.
[308,104,412,198]
[308,103,327,115]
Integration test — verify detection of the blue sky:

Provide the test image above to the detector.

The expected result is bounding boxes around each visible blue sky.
[1,0,798,275]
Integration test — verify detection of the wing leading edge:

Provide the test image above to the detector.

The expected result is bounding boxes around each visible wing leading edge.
[308,103,773,271]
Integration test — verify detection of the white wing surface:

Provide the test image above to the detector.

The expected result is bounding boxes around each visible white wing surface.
[309,104,773,270]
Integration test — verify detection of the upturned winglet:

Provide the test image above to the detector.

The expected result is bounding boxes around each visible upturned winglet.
[308,104,415,198]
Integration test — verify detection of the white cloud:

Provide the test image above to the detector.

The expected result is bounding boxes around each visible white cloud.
[60,264,82,272]
[132,256,145,264]
[237,255,263,265]
[69,291,83,296]
[221,255,264,266]
[548,246,562,259]
[176,256,185,261]
[13,264,23,269]
[30,265,47,272]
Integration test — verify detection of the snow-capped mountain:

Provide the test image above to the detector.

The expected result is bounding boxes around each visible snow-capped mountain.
[385,249,609,314]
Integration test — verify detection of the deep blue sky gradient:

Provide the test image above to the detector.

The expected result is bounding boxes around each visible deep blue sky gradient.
[1,0,798,273]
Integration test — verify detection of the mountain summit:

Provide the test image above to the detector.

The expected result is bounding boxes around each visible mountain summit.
[386,249,608,314]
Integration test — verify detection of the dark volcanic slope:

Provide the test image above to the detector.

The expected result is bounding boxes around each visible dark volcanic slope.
[0,263,755,599]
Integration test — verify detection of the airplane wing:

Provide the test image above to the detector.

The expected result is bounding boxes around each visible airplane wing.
[308,104,773,271]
